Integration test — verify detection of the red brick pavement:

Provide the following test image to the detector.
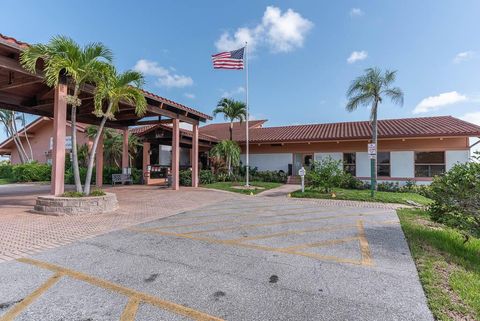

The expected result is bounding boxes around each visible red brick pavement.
[0,184,235,262]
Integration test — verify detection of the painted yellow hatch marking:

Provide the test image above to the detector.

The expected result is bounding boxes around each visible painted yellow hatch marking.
[6,258,224,321]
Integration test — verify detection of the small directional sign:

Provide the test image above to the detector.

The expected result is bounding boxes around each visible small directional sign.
[298,167,306,177]
[368,143,377,159]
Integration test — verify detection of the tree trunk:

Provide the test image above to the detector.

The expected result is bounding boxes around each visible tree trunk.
[371,100,379,191]
[11,113,30,163]
[229,122,233,141]
[84,104,111,195]
[70,86,83,193]
[22,113,34,160]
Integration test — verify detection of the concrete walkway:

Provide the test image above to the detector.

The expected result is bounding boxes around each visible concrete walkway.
[256,184,301,197]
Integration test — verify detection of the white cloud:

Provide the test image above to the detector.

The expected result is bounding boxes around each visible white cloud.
[413,91,467,114]
[184,93,195,99]
[347,50,368,64]
[349,8,364,17]
[453,51,475,64]
[133,59,193,88]
[215,6,313,53]
[221,86,246,98]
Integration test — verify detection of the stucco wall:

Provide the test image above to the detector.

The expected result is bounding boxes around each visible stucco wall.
[10,124,90,164]
[240,153,292,172]
[391,151,414,178]
[446,150,470,170]
[356,152,370,177]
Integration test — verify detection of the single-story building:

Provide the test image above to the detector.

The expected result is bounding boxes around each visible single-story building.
[200,116,480,184]
[0,117,90,164]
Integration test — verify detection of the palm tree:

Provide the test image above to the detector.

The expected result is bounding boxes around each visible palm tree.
[210,140,241,175]
[20,36,113,193]
[86,126,142,168]
[83,65,146,195]
[346,67,404,196]
[213,98,247,140]
[0,109,31,163]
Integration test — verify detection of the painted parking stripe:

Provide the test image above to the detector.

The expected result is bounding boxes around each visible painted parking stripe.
[0,273,62,321]
[15,258,224,321]
[129,219,374,267]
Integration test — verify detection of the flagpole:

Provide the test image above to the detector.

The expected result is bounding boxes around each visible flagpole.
[245,42,250,187]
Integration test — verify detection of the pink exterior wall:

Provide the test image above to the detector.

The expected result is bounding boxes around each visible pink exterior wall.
[9,123,90,164]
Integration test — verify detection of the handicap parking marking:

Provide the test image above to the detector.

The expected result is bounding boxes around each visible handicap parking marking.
[129,217,377,267]
[1,258,224,321]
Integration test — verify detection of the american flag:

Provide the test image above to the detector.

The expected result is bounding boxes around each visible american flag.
[211,47,245,70]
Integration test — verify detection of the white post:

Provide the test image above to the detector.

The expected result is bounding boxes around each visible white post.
[245,42,250,187]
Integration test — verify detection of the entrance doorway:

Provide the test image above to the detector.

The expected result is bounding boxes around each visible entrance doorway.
[293,153,314,175]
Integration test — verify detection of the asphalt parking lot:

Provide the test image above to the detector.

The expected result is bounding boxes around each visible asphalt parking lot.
[0,197,433,321]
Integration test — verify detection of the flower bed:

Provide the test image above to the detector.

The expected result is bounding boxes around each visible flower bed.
[34,192,118,215]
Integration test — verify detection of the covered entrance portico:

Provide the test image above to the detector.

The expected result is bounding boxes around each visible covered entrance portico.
[0,34,212,194]
[131,123,217,187]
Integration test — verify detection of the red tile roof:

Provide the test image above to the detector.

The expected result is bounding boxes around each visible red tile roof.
[199,120,267,141]
[0,33,29,49]
[131,124,218,142]
[0,33,211,121]
[201,116,480,143]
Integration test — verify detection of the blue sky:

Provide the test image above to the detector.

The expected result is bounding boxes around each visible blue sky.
[1,0,480,137]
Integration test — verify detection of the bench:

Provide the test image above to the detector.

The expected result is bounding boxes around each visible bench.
[112,168,133,186]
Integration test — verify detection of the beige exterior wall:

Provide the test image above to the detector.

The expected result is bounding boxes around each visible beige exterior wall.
[239,136,471,183]
[10,124,90,164]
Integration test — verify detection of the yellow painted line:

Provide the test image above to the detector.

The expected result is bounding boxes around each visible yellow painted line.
[226,223,358,243]
[131,228,368,266]
[17,258,224,321]
[280,236,360,251]
[357,221,373,266]
[0,273,62,321]
[120,296,140,321]
[181,212,385,235]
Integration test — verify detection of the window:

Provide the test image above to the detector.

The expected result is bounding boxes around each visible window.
[415,152,445,177]
[377,152,390,177]
[343,153,356,176]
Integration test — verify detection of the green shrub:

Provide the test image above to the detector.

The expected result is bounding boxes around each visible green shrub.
[338,173,364,189]
[12,162,51,182]
[399,180,432,197]
[306,157,344,193]
[252,170,288,183]
[428,162,480,238]
[200,170,216,185]
[179,170,192,186]
[0,163,13,179]
[377,181,400,192]
[62,191,85,197]
[89,189,106,196]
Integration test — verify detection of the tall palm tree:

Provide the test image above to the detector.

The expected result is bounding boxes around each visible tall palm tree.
[213,98,247,140]
[346,67,404,196]
[0,109,31,163]
[20,36,113,193]
[83,65,146,195]
[210,140,241,175]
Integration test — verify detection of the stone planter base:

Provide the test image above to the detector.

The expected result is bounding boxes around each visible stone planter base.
[34,193,118,215]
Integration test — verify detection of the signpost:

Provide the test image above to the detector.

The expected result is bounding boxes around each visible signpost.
[299,166,306,193]
[367,143,377,197]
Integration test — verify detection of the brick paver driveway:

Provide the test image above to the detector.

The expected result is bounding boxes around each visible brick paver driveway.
[0,184,235,262]
[0,195,433,321]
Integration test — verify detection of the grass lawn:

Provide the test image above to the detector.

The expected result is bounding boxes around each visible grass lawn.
[398,208,480,321]
[0,178,14,185]
[202,181,282,195]
[291,187,432,206]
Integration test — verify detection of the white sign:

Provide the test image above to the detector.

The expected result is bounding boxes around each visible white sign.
[298,167,306,177]
[49,136,73,150]
[368,143,376,155]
